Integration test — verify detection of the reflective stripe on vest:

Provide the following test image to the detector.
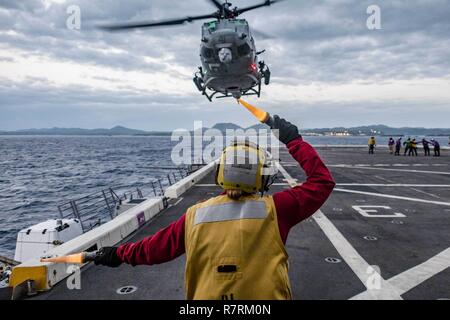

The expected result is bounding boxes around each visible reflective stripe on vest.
[194,201,267,225]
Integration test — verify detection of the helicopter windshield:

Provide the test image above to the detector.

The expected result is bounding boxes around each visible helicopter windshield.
[203,21,217,33]
[237,43,251,57]
[201,46,214,59]
[233,19,248,25]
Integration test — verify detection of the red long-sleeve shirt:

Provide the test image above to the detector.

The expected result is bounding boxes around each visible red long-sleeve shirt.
[116,138,335,266]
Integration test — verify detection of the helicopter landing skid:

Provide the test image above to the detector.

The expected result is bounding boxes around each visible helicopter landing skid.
[202,84,261,102]
[214,85,262,100]
[193,75,263,102]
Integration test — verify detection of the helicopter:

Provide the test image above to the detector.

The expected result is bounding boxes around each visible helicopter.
[101,0,284,101]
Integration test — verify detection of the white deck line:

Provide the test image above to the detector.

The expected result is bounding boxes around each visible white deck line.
[289,163,449,168]
[331,165,450,175]
[277,162,403,300]
[351,247,450,299]
[387,247,450,295]
[334,188,450,207]
[409,187,441,199]
[280,160,450,299]
[195,183,450,188]
[336,183,450,187]
[307,145,450,150]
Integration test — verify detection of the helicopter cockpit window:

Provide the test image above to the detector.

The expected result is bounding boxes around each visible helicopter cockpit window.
[234,19,248,26]
[233,19,249,33]
[201,47,214,59]
[203,21,217,34]
[237,43,251,57]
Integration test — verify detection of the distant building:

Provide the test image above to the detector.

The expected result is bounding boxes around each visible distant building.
[302,132,323,136]
[325,131,351,136]
[370,129,382,135]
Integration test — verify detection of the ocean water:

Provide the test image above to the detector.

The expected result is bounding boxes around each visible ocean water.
[0,136,175,259]
[0,135,448,259]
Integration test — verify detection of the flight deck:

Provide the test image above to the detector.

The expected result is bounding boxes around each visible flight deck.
[30,146,450,300]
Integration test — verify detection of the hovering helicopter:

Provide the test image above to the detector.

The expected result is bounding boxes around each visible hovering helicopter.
[101,0,283,101]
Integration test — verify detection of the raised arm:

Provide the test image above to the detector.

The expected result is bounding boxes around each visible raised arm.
[266,115,335,244]
[273,138,335,243]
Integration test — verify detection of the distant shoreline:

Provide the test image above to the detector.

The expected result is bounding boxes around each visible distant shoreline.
[1,123,450,137]
[1,133,449,137]
[0,133,172,137]
[0,133,450,139]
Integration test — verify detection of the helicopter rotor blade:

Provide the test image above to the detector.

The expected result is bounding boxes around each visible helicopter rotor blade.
[207,0,224,10]
[99,13,218,31]
[236,0,285,15]
[251,28,273,40]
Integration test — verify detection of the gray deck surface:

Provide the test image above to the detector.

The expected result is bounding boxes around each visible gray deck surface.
[33,146,450,300]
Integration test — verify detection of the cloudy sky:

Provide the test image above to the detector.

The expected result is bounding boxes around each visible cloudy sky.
[0,0,449,130]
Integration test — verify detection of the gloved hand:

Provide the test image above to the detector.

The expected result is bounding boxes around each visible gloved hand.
[268,115,301,145]
[94,247,122,268]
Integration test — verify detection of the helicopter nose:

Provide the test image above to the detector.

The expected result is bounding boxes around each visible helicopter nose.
[218,48,233,64]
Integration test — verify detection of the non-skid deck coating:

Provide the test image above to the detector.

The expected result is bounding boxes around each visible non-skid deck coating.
[34,146,450,300]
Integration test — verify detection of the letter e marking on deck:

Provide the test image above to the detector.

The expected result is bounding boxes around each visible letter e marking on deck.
[352,206,406,218]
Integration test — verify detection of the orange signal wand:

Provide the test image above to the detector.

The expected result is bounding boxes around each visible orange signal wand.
[40,251,98,264]
[237,99,274,126]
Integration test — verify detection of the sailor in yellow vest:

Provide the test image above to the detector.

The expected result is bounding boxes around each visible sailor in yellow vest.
[368,136,376,154]
[94,116,336,300]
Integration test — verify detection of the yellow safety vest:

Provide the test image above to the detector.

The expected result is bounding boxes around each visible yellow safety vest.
[184,194,292,300]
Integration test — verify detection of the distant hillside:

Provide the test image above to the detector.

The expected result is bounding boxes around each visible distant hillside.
[210,122,269,132]
[1,124,449,136]
[0,126,169,136]
[212,123,242,131]
[247,123,271,131]
[302,124,450,136]
[207,123,450,136]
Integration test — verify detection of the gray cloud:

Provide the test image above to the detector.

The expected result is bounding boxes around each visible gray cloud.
[0,0,449,129]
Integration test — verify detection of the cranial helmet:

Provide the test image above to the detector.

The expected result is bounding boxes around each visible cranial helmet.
[215,140,277,194]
